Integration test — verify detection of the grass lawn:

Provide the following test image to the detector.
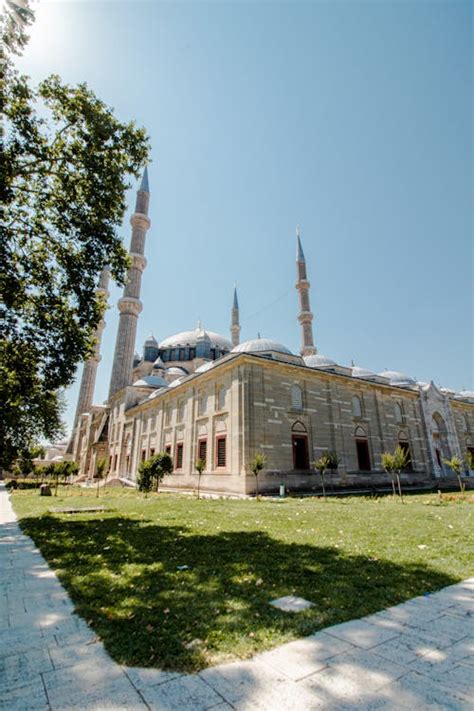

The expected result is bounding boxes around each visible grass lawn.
[11,487,473,672]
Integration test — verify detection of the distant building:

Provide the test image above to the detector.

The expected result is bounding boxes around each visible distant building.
[69,173,474,495]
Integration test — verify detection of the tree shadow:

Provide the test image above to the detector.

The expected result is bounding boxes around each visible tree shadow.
[19,514,457,672]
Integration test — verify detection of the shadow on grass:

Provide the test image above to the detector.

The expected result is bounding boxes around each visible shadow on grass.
[19,514,457,672]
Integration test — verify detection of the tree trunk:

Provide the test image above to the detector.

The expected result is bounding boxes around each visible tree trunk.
[321,471,326,499]
[255,474,259,499]
[396,473,403,502]
[197,474,201,500]
[390,476,396,497]
[457,474,464,494]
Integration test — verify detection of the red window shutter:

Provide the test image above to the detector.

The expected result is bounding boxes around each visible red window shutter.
[216,436,226,467]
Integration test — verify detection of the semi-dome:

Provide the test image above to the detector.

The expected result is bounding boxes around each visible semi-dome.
[166,366,188,376]
[304,354,337,369]
[351,365,376,379]
[232,338,292,355]
[152,356,166,370]
[159,327,231,351]
[133,374,168,388]
[379,370,416,386]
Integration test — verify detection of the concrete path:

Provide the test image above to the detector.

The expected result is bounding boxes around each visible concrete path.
[1,482,472,710]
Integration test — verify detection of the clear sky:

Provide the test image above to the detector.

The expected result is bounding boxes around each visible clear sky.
[17,0,473,434]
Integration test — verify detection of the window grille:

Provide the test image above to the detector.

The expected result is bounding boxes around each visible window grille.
[216,436,226,467]
[291,385,303,411]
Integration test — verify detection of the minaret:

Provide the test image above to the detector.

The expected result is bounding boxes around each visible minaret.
[230,286,241,347]
[67,267,110,454]
[108,168,151,398]
[295,227,317,356]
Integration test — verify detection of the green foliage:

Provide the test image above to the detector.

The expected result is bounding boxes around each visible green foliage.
[393,446,410,473]
[251,453,266,476]
[95,458,108,480]
[137,453,173,494]
[313,454,331,474]
[1,8,150,468]
[326,451,339,470]
[381,452,395,474]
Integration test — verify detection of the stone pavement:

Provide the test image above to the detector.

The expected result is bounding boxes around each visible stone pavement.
[1,481,473,710]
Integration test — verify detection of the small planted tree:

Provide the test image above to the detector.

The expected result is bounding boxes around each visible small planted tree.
[392,445,410,502]
[251,453,266,498]
[381,452,397,497]
[314,453,331,500]
[195,458,206,500]
[95,458,107,498]
[466,450,474,474]
[138,452,173,495]
[444,455,464,494]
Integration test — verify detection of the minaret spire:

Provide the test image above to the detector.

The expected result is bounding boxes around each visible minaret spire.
[295,227,317,356]
[231,284,241,347]
[108,168,151,398]
[67,266,110,455]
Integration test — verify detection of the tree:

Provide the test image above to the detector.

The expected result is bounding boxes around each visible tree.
[94,458,107,498]
[314,453,331,500]
[392,445,410,502]
[381,452,397,497]
[327,451,339,491]
[444,455,465,494]
[195,458,206,500]
[1,2,150,468]
[137,453,173,495]
[251,453,266,498]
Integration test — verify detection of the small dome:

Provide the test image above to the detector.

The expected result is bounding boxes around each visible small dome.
[351,365,376,379]
[166,366,188,376]
[232,338,292,356]
[152,356,166,370]
[379,370,416,386]
[304,354,337,369]
[144,333,158,346]
[457,390,474,400]
[133,375,168,388]
[195,361,215,374]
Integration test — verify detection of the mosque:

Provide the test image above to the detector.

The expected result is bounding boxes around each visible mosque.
[69,171,474,495]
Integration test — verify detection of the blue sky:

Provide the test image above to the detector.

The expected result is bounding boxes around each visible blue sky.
[18,0,472,433]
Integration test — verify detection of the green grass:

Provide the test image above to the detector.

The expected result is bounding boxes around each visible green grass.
[12,487,473,672]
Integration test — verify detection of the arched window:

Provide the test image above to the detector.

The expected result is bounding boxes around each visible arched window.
[352,395,362,418]
[291,421,307,433]
[291,385,303,411]
[394,402,403,424]
[354,426,371,471]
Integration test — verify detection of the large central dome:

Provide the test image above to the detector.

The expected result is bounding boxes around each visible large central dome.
[159,327,232,351]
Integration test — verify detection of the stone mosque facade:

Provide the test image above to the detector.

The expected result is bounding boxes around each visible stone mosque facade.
[69,172,474,495]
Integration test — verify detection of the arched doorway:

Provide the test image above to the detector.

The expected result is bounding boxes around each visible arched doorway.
[354,426,371,471]
[398,430,412,471]
[291,421,309,470]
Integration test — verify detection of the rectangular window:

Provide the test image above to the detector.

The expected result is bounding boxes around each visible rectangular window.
[356,439,371,471]
[216,436,226,468]
[165,444,171,456]
[198,438,207,465]
[175,442,184,470]
[141,450,146,462]
[150,448,155,458]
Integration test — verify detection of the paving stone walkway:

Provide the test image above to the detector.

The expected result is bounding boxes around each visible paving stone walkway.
[1,481,473,710]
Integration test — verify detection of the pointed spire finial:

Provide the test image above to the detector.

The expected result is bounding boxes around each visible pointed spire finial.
[257,331,261,339]
[233,285,239,310]
[139,166,149,193]
[296,227,305,261]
